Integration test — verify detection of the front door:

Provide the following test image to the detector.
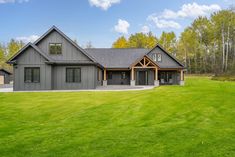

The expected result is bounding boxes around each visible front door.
[138,71,148,85]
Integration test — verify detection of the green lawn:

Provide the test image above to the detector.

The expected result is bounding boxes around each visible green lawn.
[0,77,235,157]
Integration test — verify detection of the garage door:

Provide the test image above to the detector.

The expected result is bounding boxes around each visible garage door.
[0,75,4,84]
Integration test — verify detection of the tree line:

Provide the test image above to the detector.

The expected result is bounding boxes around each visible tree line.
[113,9,235,75]
[1,9,235,75]
[0,39,24,71]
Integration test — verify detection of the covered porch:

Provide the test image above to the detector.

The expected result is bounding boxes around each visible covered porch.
[101,56,185,87]
[130,56,159,86]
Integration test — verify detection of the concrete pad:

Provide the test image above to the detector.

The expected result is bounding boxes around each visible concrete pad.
[0,87,13,92]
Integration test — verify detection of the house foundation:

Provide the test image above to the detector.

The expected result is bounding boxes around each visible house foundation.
[130,80,135,86]
[154,80,159,86]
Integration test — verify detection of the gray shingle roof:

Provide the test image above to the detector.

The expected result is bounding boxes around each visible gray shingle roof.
[85,48,149,68]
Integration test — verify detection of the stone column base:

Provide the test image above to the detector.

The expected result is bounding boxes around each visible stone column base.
[103,80,107,86]
[130,80,135,86]
[179,80,185,86]
[154,80,160,87]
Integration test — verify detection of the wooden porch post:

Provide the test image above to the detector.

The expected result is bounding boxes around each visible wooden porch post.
[155,68,158,80]
[104,69,107,81]
[131,68,134,80]
[154,67,159,86]
[180,70,184,81]
[130,67,135,86]
[103,69,107,86]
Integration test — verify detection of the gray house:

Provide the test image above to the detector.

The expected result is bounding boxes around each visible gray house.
[7,26,185,91]
[0,69,12,84]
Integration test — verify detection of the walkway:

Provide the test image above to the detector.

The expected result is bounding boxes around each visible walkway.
[0,85,155,92]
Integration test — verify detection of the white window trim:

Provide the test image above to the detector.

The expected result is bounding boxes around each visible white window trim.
[153,54,157,62]
[157,54,162,62]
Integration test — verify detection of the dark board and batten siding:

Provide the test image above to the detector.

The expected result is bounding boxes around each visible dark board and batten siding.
[13,47,52,91]
[52,65,97,90]
[147,47,182,68]
[12,29,100,91]
[36,30,91,61]
[13,47,98,90]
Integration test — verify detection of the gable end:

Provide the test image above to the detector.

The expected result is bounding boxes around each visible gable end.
[34,26,98,63]
[7,43,52,64]
[147,44,185,68]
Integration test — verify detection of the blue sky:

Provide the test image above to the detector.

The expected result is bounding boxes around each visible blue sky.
[0,0,234,47]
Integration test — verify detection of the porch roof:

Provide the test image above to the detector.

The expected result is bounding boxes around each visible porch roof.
[85,45,185,69]
[85,48,149,68]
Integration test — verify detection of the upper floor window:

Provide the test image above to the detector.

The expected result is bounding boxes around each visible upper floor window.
[153,54,157,62]
[153,53,162,62]
[66,68,81,83]
[157,54,162,62]
[49,43,62,54]
[24,67,40,83]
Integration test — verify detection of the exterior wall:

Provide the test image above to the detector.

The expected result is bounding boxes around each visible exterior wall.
[36,30,91,61]
[147,47,180,68]
[13,47,52,91]
[107,71,130,85]
[52,65,97,90]
[0,71,11,84]
[135,69,154,85]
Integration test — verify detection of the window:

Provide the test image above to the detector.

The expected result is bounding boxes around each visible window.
[24,67,40,83]
[153,54,157,62]
[49,43,62,54]
[157,54,162,62]
[108,72,112,79]
[66,68,81,83]
[121,72,126,79]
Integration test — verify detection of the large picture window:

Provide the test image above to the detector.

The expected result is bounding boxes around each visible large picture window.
[24,67,40,83]
[49,43,62,54]
[66,68,81,83]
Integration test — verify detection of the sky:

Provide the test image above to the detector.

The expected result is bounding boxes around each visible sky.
[0,0,234,48]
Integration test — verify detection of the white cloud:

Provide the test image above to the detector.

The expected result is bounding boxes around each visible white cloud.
[15,35,39,43]
[160,2,221,19]
[88,0,120,10]
[141,25,150,34]
[146,2,221,30]
[148,16,181,29]
[114,19,130,34]
[0,0,29,4]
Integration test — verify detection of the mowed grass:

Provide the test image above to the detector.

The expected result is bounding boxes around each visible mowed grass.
[0,77,235,157]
